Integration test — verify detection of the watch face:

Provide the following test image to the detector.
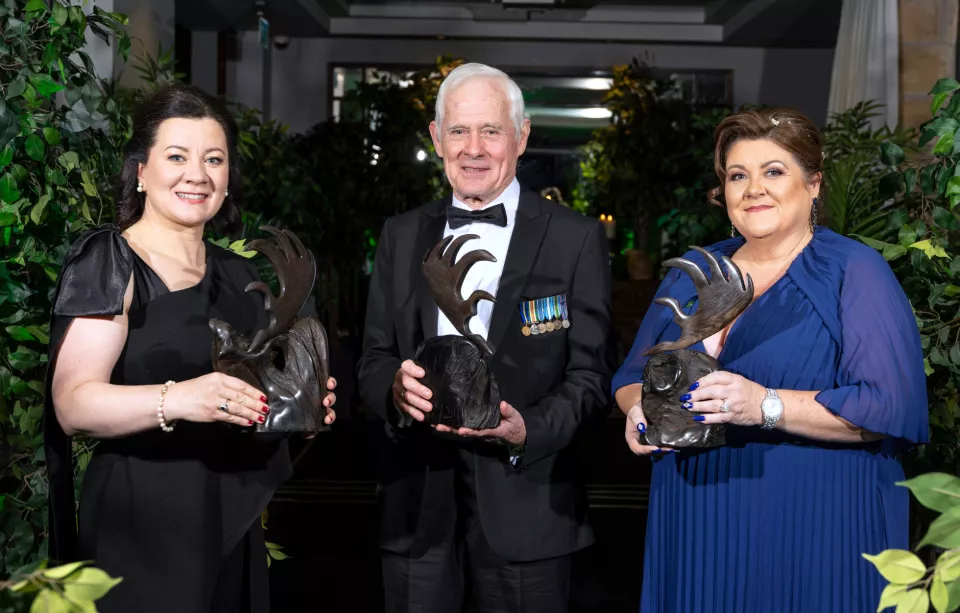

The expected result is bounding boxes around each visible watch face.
[761,398,783,418]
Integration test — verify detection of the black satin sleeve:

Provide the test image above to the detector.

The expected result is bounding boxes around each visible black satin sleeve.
[44,224,134,564]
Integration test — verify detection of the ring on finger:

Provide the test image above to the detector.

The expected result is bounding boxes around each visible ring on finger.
[219,401,230,413]
[720,399,730,413]
[400,389,407,401]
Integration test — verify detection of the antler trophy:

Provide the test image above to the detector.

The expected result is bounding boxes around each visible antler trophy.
[413,234,501,430]
[640,247,754,448]
[208,226,331,435]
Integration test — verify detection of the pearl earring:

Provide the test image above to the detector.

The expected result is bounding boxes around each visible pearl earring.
[136,182,143,193]
[224,188,229,197]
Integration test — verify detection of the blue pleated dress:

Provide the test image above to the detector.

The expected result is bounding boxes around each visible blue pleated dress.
[612,228,929,613]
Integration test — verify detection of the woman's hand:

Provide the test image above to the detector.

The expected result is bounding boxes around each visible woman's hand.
[624,403,667,456]
[321,377,337,426]
[682,371,765,426]
[163,372,270,427]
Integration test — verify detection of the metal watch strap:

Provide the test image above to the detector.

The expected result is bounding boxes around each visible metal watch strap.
[761,388,781,430]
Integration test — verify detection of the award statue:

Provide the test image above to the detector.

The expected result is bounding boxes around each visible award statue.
[412,234,502,430]
[641,247,754,448]
[208,226,331,435]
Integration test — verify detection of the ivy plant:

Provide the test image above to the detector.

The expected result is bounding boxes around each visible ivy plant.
[0,0,130,609]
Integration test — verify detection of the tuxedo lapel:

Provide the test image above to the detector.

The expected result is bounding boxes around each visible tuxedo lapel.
[413,199,449,342]
[487,190,550,357]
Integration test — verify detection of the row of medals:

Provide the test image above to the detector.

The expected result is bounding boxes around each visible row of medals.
[522,318,571,336]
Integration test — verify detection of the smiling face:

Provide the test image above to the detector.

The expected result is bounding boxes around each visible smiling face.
[429,77,530,207]
[724,138,821,241]
[137,117,229,230]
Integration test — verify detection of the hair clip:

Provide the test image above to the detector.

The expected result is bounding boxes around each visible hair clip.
[771,117,780,126]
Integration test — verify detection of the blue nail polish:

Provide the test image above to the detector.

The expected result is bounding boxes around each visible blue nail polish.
[637,422,647,434]
[682,401,693,409]
[689,382,699,391]
[693,415,705,422]
[679,393,691,402]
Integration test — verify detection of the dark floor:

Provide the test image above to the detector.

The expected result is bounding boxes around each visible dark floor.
[266,414,650,613]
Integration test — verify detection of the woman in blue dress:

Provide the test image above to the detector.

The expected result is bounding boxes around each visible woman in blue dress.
[613,108,928,612]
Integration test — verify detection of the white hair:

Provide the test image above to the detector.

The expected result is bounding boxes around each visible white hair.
[434,63,526,138]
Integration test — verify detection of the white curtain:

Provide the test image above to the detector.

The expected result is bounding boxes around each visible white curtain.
[827,0,899,129]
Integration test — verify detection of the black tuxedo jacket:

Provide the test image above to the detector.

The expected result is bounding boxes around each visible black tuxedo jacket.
[357,188,614,562]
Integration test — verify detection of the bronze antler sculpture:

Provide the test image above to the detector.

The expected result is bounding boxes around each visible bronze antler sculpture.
[640,247,754,448]
[413,234,502,430]
[209,226,331,435]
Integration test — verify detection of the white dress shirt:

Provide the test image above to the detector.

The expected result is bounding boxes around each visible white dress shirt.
[437,178,520,339]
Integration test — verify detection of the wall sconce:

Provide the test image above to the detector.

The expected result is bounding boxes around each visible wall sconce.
[599,214,616,240]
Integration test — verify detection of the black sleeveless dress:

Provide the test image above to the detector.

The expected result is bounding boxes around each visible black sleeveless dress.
[43,225,292,613]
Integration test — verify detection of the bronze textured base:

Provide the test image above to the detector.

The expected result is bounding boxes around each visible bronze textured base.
[641,349,726,448]
[413,336,502,430]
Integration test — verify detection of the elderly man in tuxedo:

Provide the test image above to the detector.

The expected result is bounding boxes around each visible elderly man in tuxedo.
[358,62,613,613]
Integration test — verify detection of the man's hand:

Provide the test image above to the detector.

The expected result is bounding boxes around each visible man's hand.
[434,401,526,447]
[392,360,433,422]
[304,376,338,440]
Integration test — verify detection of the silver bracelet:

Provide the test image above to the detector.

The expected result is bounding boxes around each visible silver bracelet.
[157,380,176,433]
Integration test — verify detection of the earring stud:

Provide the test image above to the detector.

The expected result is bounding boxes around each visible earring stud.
[224,188,229,197]
[136,182,143,193]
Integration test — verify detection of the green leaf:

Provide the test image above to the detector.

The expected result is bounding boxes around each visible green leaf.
[28,74,65,99]
[935,131,956,155]
[904,168,918,196]
[6,326,33,341]
[61,567,122,602]
[877,583,910,612]
[0,146,12,170]
[896,589,930,613]
[0,100,18,147]
[899,225,918,247]
[933,575,950,613]
[939,550,960,582]
[883,244,908,261]
[61,151,79,171]
[41,560,87,580]
[933,92,950,115]
[881,142,906,166]
[948,578,960,613]
[951,342,960,365]
[118,32,131,61]
[23,0,46,11]
[931,78,960,95]
[29,590,69,613]
[42,127,60,146]
[862,550,927,584]
[25,135,44,162]
[53,2,68,26]
[30,195,48,225]
[925,358,934,376]
[952,257,960,278]
[0,173,18,204]
[852,235,891,251]
[5,77,25,100]
[918,506,960,549]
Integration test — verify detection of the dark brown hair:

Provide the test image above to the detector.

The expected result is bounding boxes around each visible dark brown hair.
[708,108,824,223]
[116,84,241,235]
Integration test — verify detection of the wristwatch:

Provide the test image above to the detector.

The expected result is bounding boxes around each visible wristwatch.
[760,388,784,430]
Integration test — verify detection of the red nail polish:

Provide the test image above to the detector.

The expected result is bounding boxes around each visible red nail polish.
[248,420,255,425]
[258,415,265,423]
[260,396,267,402]
[262,406,270,414]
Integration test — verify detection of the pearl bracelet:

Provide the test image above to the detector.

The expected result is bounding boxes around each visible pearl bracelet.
[157,380,176,433]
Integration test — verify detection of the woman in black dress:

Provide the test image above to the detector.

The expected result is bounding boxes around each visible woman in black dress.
[42,84,336,612]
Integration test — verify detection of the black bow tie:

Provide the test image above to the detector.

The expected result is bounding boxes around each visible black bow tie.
[445,203,508,229]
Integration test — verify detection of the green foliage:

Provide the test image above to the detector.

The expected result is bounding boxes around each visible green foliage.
[572,57,731,263]
[854,78,960,481]
[863,472,960,612]
[821,101,916,239]
[0,0,128,607]
[0,559,120,612]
